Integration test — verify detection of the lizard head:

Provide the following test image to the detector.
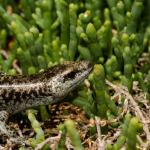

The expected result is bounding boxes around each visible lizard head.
[48,61,93,98]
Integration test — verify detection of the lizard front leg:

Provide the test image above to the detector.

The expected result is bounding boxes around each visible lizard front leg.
[0,111,10,140]
[0,111,27,145]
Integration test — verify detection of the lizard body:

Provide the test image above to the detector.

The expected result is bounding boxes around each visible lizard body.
[0,61,93,144]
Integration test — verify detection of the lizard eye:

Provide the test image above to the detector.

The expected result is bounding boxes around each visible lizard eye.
[60,70,81,83]
[64,70,79,80]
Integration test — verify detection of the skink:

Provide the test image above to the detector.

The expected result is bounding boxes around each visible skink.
[0,61,93,144]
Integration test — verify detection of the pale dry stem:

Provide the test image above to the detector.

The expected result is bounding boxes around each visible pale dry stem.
[106,80,150,149]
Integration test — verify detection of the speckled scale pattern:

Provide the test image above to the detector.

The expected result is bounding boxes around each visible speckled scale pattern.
[0,61,93,115]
